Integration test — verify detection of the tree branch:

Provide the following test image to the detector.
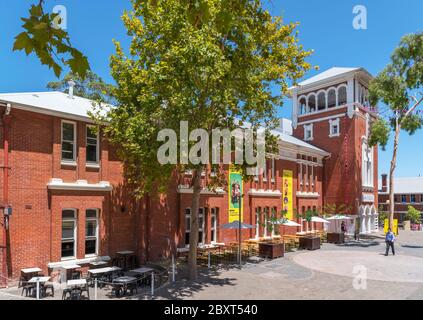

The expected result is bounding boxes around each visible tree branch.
[401,96,423,124]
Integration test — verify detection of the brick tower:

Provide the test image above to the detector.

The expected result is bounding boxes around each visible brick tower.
[290,67,379,234]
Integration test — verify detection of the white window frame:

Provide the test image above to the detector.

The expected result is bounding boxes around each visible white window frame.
[304,124,313,141]
[329,118,340,138]
[210,208,218,243]
[61,209,77,261]
[255,207,261,239]
[263,159,268,182]
[61,120,77,165]
[362,139,374,188]
[271,158,275,183]
[85,209,99,257]
[184,207,205,246]
[86,125,100,167]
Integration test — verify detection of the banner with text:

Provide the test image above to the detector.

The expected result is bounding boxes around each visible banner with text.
[282,170,293,220]
[229,166,243,223]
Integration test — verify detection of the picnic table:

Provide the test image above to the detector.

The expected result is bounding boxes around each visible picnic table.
[112,276,138,296]
[60,264,82,282]
[28,276,51,299]
[88,266,122,286]
[20,268,42,287]
[66,279,89,300]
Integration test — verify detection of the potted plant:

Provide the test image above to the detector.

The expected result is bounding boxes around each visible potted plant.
[405,205,422,231]
[323,204,352,244]
[297,209,321,250]
[257,209,286,259]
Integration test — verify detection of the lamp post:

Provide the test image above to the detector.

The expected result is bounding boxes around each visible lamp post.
[238,192,243,268]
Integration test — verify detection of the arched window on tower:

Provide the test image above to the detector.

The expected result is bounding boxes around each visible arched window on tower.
[298,97,307,115]
[338,86,347,105]
[327,88,336,108]
[317,91,326,111]
[308,94,316,113]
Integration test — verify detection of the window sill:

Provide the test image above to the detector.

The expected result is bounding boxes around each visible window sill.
[86,163,100,169]
[61,161,77,167]
[329,134,340,138]
[85,254,98,259]
[61,257,76,262]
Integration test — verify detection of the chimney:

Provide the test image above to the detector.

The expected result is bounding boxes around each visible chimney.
[68,80,76,99]
[381,174,388,192]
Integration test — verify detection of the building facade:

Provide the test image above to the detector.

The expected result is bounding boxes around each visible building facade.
[379,174,423,223]
[0,67,379,286]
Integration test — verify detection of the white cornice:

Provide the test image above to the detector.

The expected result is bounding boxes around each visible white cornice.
[47,179,112,191]
[248,189,282,197]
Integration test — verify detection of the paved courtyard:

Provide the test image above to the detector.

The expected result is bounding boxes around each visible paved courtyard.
[152,230,423,300]
[1,230,423,300]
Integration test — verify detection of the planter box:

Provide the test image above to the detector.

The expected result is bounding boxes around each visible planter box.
[327,232,345,244]
[299,237,321,250]
[258,242,284,259]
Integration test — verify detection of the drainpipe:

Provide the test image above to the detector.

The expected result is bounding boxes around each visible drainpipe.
[1,103,11,287]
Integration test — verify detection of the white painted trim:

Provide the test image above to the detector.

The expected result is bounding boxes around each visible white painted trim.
[85,208,100,256]
[48,179,112,191]
[296,192,320,198]
[298,104,347,119]
[61,208,77,260]
[177,186,225,195]
[329,118,341,138]
[304,123,314,141]
[61,119,77,163]
[86,125,100,166]
[298,113,346,126]
[49,256,111,269]
[248,189,282,197]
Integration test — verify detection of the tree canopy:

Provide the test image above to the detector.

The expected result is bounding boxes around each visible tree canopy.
[14,1,90,78]
[47,71,115,103]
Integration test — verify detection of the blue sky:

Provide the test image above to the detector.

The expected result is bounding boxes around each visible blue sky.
[0,0,422,177]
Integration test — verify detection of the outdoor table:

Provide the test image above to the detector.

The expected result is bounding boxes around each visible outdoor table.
[21,267,42,274]
[113,276,138,296]
[67,279,89,300]
[60,264,82,283]
[28,276,51,299]
[116,251,135,270]
[20,268,42,286]
[88,266,122,285]
[90,261,108,267]
[67,279,87,287]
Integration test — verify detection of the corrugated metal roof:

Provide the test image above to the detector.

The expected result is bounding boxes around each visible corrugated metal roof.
[0,91,329,156]
[0,91,104,120]
[379,177,423,194]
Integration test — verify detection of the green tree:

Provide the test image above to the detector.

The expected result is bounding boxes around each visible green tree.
[95,0,312,279]
[368,32,423,230]
[47,71,115,103]
[405,205,421,224]
[14,1,90,78]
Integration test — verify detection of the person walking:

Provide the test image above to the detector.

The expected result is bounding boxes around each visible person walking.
[385,228,395,256]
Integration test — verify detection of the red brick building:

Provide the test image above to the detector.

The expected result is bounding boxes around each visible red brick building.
[379,174,423,223]
[0,67,379,286]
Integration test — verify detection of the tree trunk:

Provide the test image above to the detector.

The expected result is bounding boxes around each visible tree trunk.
[188,167,203,281]
[389,119,400,230]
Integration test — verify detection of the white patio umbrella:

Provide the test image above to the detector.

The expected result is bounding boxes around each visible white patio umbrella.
[311,217,330,224]
[326,215,354,232]
[275,219,302,227]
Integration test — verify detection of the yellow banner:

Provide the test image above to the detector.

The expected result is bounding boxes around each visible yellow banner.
[282,170,293,220]
[384,219,398,235]
[228,166,243,223]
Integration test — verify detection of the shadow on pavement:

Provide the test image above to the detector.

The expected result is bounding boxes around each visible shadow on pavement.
[138,266,236,300]
[335,241,380,248]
